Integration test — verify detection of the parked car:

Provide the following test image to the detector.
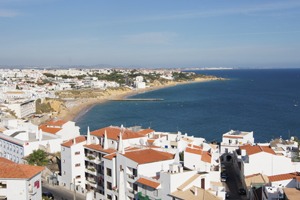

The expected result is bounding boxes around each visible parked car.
[42,192,54,199]
[221,174,228,182]
[238,188,246,195]
[226,192,230,199]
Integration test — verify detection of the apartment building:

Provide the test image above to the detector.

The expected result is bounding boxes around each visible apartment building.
[6,99,36,118]
[61,136,87,195]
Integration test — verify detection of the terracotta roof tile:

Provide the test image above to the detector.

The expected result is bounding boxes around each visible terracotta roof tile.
[39,120,67,134]
[268,172,300,182]
[201,151,211,163]
[44,120,67,126]
[0,157,44,179]
[240,145,275,156]
[187,144,203,149]
[185,147,203,155]
[84,144,116,154]
[39,124,61,134]
[103,153,117,160]
[90,126,145,140]
[123,149,174,164]
[138,129,155,135]
[137,177,160,189]
[61,136,86,147]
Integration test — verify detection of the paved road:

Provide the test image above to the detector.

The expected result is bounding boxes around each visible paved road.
[223,162,248,200]
[42,182,86,200]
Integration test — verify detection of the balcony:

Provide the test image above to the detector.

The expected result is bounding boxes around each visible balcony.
[86,178,97,188]
[85,155,96,162]
[127,173,136,180]
[85,167,97,176]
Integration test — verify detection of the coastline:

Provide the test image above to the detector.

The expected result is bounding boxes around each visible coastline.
[58,77,224,122]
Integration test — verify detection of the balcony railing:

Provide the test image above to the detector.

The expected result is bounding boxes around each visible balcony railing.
[85,168,97,175]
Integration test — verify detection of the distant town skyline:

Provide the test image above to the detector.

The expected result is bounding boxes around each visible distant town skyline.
[0,0,300,68]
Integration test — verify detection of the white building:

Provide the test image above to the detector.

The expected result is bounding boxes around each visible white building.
[234,145,300,177]
[39,119,80,142]
[0,119,79,164]
[60,135,87,195]
[6,100,36,118]
[133,76,146,89]
[0,157,44,200]
[220,130,254,161]
[0,121,62,163]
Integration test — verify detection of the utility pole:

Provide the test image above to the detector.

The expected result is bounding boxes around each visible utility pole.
[73,178,76,200]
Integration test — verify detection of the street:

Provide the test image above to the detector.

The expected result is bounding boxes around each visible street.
[42,182,86,200]
[223,162,248,200]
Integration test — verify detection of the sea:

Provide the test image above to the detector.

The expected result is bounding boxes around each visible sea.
[76,68,300,143]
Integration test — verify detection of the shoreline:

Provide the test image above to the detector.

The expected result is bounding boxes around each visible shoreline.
[58,77,224,122]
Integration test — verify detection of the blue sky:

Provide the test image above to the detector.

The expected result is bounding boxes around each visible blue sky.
[0,0,300,68]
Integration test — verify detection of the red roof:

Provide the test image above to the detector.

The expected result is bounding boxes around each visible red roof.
[39,119,67,134]
[90,126,147,140]
[61,136,86,147]
[268,172,300,182]
[123,149,174,164]
[201,151,212,163]
[137,177,160,189]
[0,157,44,179]
[187,144,202,149]
[240,145,275,156]
[84,144,116,154]
[103,153,117,160]
[185,147,202,155]
[44,120,67,126]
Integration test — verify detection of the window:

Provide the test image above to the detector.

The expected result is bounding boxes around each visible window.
[0,181,7,188]
[133,183,138,191]
[107,194,112,200]
[106,168,112,176]
[75,151,80,155]
[133,168,137,177]
[76,175,81,179]
[107,181,112,190]
[75,163,80,167]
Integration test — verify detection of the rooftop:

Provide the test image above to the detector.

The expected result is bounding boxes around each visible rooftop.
[240,145,275,156]
[137,177,160,189]
[61,136,86,147]
[90,126,152,140]
[122,148,174,164]
[0,157,44,179]
[170,186,221,200]
[223,130,253,139]
[268,172,300,182]
[39,119,67,134]
[84,144,116,154]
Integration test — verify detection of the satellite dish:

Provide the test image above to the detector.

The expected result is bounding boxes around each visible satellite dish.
[139,138,144,146]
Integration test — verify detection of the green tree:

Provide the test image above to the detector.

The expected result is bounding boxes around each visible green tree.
[25,149,49,166]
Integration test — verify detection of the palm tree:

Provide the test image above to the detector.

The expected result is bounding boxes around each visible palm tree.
[25,149,49,166]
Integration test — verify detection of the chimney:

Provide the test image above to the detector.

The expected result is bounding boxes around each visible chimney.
[194,186,198,196]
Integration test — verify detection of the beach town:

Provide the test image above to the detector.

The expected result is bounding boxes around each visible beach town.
[0,68,300,200]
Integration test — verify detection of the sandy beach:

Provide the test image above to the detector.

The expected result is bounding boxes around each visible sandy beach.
[59,77,224,122]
